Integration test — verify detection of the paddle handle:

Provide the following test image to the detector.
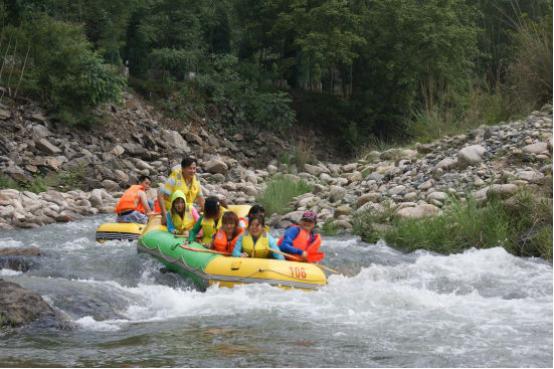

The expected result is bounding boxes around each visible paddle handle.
[180,245,231,256]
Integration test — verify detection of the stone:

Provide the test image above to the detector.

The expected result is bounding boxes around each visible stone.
[0,246,41,257]
[161,130,190,153]
[334,205,352,217]
[342,163,358,173]
[396,204,441,219]
[31,125,51,139]
[113,169,129,183]
[403,192,418,201]
[435,157,458,171]
[43,157,63,171]
[389,185,406,195]
[522,142,548,154]
[111,145,125,156]
[457,145,486,166]
[35,138,61,155]
[0,108,11,120]
[418,179,434,190]
[205,159,228,175]
[101,179,120,192]
[304,163,323,176]
[331,219,352,231]
[516,170,544,183]
[427,191,448,202]
[329,185,346,202]
[487,184,518,199]
[0,279,66,328]
[282,210,305,224]
[356,192,380,207]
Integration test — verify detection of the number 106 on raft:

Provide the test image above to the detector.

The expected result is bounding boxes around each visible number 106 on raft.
[289,266,307,279]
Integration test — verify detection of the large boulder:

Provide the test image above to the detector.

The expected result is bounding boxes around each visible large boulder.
[204,158,228,175]
[0,247,41,272]
[0,279,66,328]
[161,130,190,153]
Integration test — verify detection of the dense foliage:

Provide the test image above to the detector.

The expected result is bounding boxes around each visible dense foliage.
[0,0,551,144]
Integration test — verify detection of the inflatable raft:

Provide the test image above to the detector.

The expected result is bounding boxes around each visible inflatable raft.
[96,204,252,242]
[137,216,327,290]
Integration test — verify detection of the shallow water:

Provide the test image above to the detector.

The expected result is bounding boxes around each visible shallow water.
[0,215,552,367]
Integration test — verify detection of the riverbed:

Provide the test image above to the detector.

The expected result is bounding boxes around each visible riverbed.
[1,215,552,367]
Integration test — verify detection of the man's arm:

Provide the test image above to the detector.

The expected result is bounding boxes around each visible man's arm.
[139,191,152,214]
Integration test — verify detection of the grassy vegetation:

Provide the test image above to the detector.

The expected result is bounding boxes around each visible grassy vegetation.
[256,175,312,216]
[353,188,553,261]
[278,140,316,171]
[0,166,88,193]
[320,218,340,236]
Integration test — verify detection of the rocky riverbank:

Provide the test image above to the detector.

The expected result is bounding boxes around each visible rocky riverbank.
[0,93,552,232]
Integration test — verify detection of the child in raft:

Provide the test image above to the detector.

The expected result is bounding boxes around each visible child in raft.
[278,210,324,262]
[188,196,227,246]
[232,214,284,260]
[210,211,244,254]
[166,190,199,236]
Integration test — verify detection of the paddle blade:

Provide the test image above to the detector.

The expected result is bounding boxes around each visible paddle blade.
[307,252,325,262]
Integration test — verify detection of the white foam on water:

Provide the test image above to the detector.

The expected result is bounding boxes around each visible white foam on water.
[0,268,23,276]
[0,238,24,248]
[59,237,91,250]
[75,316,122,331]
[68,245,551,355]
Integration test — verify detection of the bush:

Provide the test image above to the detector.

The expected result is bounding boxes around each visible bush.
[506,8,553,113]
[353,191,553,261]
[256,175,312,216]
[0,15,125,125]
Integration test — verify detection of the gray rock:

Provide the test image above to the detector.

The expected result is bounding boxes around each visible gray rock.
[205,159,228,175]
[522,142,548,154]
[334,205,352,217]
[0,108,11,120]
[427,191,448,202]
[0,279,66,328]
[35,138,61,155]
[101,179,120,192]
[435,157,458,171]
[161,130,190,153]
[329,185,346,202]
[31,125,51,139]
[304,163,323,176]
[110,144,125,156]
[457,145,486,166]
[396,204,441,219]
[487,184,518,199]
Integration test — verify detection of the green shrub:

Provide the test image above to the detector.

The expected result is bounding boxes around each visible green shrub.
[352,191,553,261]
[256,175,312,216]
[320,218,339,236]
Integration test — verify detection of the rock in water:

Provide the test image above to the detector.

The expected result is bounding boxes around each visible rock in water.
[0,279,66,328]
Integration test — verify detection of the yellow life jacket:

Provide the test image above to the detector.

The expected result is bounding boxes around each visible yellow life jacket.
[199,207,227,244]
[241,232,271,258]
[163,169,201,210]
[171,208,196,233]
[169,190,195,233]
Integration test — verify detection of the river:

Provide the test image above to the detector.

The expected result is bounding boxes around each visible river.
[0,215,552,367]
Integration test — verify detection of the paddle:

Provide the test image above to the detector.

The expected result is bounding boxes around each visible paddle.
[268,248,339,274]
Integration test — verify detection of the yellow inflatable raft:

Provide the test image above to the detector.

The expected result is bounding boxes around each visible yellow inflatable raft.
[95,205,253,242]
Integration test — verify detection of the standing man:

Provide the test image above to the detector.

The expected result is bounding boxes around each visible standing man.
[158,157,206,225]
[114,175,153,224]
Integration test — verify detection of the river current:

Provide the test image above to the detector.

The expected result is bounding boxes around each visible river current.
[0,215,552,367]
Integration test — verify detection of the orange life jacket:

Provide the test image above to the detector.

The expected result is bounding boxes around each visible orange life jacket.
[114,185,145,214]
[212,228,243,254]
[278,226,322,260]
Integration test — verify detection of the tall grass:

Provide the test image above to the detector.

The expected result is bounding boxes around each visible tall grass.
[506,8,553,113]
[256,175,312,216]
[353,190,553,261]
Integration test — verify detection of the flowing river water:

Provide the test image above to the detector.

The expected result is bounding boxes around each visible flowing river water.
[0,214,552,367]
